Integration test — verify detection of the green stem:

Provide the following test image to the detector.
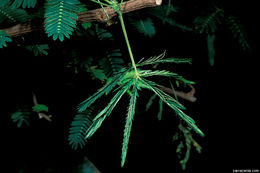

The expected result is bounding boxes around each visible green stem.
[118,13,139,77]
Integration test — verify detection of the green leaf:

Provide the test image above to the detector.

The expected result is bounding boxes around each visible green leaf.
[121,85,138,167]
[44,0,80,41]
[81,22,91,30]
[0,0,10,7]
[85,80,133,140]
[78,70,128,112]
[96,26,114,40]
[99,49,124,77]
[157,99,163,120]
[68,107,94,150]
[140,78,204,137]
[11,110,30,128]
[137,51,192,67]
[25,44,49,56]
[139,69,178,78]
[32,104,49,113]
[226,15,251,51]
[0,30,12,48]
[0,5,29,23]
[87,66,107,81]
[207,33,216,66]
[147,5,193,32]
[138,69,195,84]
[194,9,224,34]
[145,94,156,111]
[11,0,37,8]
[129,17,156,38]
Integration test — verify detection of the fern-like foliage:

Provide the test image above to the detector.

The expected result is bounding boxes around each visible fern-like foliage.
[0,5,29,24]
[173,123,202,170]
[44,0,80,41]
[11,0,37,8]
[129,17,156,38]
[11,110,30,127]
[32,104,49,113]
[0,30,12,48]
[207,33,216,66]
[69,107,94,150]
[25,44,49,56]
[137,51,192,67]
[194,9,224,66]
[0,0,10,7]
[226,15,251,51]
[95,25,114,40]
[77,52,204,167]
[121,84,138,167]
[99,49,124,77]
[147,3,193,32]
[194,8,224,34]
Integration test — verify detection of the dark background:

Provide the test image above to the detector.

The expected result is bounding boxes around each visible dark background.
[1,0,259,172]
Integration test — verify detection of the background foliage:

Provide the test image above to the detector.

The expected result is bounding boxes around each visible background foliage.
[1,0,259,172]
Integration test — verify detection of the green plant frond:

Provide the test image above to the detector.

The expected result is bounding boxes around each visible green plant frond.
[226,15,251,51]
[99,49,124,77]
[44,0,80,41]
[0,30,12,48]
[25,44,49,56]
[78,69,128,112]
[11,110,30,128]
[0,5,29,23]
[87,65,107,81]
[194,8,224,34]
[129,17,156,38]
[207,33,216,66]
[85,80,134,140]
[139,69,178,78]
[95,26,114,40]
[137,51,166,65]
[92,80,134,122]
[11,0,37,8]
[0,0,10,7]
[147,4,193,32]
[140,78,204,137]
[68,107,94,150]
[140,78,186,110]
[157,99,163,120]
[175,124,202,170]
[165,18,193,32]
[138,69,194,85]
[148,3,178,18]
[137,51,192,67]
[32,104,49,113]
[121,84,138,167]
[145,94,156,111]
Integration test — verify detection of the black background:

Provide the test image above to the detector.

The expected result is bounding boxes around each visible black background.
[1,0,259,172]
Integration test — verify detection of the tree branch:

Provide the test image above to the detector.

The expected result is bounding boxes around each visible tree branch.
[158,84,197,102]
[2,0,162,37]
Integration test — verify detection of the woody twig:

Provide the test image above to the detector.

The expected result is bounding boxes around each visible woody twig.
[2,0,162,37]
[32,91,52,122]
[158,84,197,102]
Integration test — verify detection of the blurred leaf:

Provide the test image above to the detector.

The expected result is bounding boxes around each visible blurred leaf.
[11,0,37,8]
[0,30,12,48]
[82,22,92,30]
[25,44,49,56]
[207,33,216,66]
[32,104,49,113]
[129,17,155,38]
[11,110,30,128]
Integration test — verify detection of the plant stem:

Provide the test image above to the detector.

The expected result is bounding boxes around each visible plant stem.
[118,13,139,77]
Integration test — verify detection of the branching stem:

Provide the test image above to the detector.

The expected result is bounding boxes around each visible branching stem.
[118,12,139,78]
